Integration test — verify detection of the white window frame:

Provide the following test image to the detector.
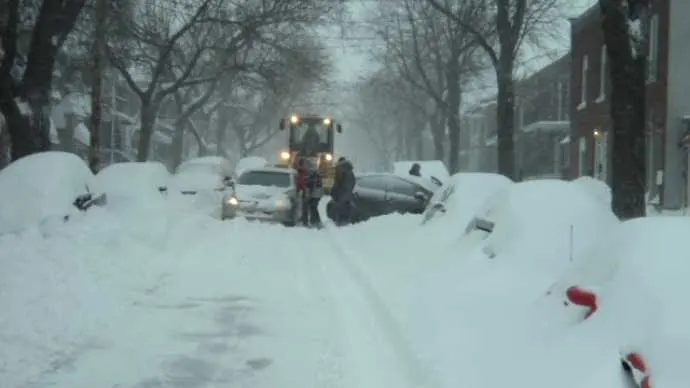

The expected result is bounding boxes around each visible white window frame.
[597,45,607,102]
[578,55,588,110]
[647,14,659,83]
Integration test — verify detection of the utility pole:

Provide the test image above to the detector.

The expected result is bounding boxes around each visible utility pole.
[89,0,107,173]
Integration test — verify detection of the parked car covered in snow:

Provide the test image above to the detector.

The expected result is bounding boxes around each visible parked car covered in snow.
[173,156,234,193]
[466,179,618,279]
[222,166,302,226]
[0,151,104,233]
[421,172,512,226]
[91,162,170,210]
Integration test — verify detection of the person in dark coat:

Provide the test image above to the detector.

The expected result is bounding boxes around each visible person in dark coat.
[330,157,355,225]
[301,123,321,156]
[409,163,421,177]
[305,167,324,227]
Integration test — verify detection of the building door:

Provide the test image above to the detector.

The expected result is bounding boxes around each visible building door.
[594,131,608,182]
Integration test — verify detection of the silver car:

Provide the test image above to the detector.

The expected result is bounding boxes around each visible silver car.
[221,167,302,226]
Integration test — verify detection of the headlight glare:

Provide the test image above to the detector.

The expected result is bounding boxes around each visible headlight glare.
[227,196,238,206]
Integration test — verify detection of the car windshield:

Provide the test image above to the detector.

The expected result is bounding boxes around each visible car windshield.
[238,171,291,188]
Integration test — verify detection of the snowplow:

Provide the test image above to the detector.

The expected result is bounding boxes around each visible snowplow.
[277,114,343,193]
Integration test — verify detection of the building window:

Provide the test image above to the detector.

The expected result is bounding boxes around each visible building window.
[647,13,659,83]
[597,45,607,102]
[578,55,588,110]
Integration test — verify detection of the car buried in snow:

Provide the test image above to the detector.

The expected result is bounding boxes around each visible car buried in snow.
[221,166,302,226]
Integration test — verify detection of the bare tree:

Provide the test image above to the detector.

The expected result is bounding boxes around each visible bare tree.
[371,0,483,171]
[88,0,108,172]
[426,0,562,179]
[353,68,429,166]
[220,36,332,157]
[599,0,648,219]
[0,0,87,159]
[106,0,236,161]
[107,0,346,162]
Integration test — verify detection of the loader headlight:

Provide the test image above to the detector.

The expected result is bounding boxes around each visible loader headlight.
[227,196,238,206]
[290,114,299,124]
[323,117,331,125]
[280,150,290,160]
[324,153,333,161]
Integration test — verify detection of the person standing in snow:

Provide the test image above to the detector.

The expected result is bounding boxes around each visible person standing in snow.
[409,163,421,177]
[330,157,355,225]
[305,165,324,227]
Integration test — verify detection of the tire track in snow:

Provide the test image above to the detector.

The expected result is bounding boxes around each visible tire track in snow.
[324,226,444,388]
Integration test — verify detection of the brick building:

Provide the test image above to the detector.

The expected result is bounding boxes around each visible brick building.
[569,1,690,209]
[515,54,571,179]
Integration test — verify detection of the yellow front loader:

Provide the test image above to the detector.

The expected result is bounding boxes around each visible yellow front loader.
[277,114,343,194]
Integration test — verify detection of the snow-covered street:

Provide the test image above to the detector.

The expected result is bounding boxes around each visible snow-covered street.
[1,209,443,388]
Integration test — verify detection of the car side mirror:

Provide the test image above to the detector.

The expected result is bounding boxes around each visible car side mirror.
[279,118,285,130]
[336,124,342,133]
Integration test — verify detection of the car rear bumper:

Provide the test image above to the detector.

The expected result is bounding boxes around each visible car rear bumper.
[221,205,292,223]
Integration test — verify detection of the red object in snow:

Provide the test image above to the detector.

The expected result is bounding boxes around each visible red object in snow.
[641,375,652,388]
[566,286,598,319]
[626,352,648,373]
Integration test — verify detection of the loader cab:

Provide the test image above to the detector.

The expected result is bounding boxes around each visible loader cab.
[278,114,342,164]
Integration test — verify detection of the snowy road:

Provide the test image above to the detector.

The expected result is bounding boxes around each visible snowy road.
[34,219,434,388]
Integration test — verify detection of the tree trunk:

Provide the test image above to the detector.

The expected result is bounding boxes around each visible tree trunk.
[88,0,107,173]
[446,62,461,173]
[215,112,227,157]
[137,101,156,161]
[170,124,184,169]
[496,52,516,179]
[430,111,445,161]
[600,0,647,219]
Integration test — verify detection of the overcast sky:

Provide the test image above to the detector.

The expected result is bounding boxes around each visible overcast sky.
[330,0,598,84]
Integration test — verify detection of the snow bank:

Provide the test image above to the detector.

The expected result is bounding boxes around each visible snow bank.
[0,151,92,234]
[336,176,623,388]
[572,176,612,208]
[0,184,224,386]
[476,179,618,278]
[556,217,690,387]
